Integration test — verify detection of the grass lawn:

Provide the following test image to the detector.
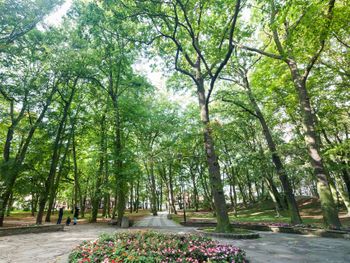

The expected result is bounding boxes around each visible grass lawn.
[2,209,151,227]
[172,197,350,228]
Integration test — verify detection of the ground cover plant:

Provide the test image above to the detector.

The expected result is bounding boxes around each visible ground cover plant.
[69,231,247,263]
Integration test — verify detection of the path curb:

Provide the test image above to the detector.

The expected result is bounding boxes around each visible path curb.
[0,224,65,236]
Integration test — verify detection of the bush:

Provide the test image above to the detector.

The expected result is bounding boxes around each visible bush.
[69,231,247,263]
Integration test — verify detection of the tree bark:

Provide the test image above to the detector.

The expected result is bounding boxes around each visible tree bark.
[189,166,199,212]
[197,76,231,232]
[149,160,158,216]
[45,129,72,222]
[288,61,341,228]
[240,74,302,224]
[91,112,106,223]
[36,79,76,225]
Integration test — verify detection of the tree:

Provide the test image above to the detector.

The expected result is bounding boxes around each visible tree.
[112,0,242,233]
[239,0,341,228]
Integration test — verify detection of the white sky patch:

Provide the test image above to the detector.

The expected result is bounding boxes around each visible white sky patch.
[133,57,165,89]
[133,57,196,108]
[43,0,73,27]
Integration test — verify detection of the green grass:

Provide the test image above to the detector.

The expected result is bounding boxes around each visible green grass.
[171,198,350,228]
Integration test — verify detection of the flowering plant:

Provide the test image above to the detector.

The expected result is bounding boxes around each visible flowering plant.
[69,231,247,263]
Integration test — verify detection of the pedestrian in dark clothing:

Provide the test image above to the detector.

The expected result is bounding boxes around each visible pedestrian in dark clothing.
[66,216,71,226]
[73,207,79,225]
[57,207,64,224]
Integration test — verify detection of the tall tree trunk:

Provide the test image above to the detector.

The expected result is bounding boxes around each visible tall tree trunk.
[288,61,341,228]
[265,175,284,210]
[168,165,177,214]
[102,137,110,218]
[159,181,162,211]
[72,122,79,213]
[228,166,238,216]
[340,167,350,197]
[45,128,72,222]
[91,112,106,223]
[246,171,255,203]
[149,160,158,216]
[197,77,231,232]
[190,167,199,212]
[237,176,248,207]
[135,179,140,213]
[129,182,134,213]
[6,193,13,216]
[240,74,302,224]
[36,80,76,224]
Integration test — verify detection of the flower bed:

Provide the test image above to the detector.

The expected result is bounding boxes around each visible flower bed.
[69,231,247,263]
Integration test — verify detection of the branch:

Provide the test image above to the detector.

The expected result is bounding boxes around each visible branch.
[333,33,350,49]
[302,0,336,82]
[222,98,259,118]
[238,44,283,60]
[270,1,286,57]
[0,86,14,101]
[206,0,241,105]
[174,47,198,85]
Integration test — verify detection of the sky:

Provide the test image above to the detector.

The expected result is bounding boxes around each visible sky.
[43,0,73,26]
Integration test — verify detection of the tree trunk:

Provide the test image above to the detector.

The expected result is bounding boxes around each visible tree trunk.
[168,166,177,214]
[72,119,81,221]
[91,113,106,223]
[135,179,140,213]
[228,166,238,216]
[197,77,231,232]
[341,166,350,197]
[149,160,158,216]
[237,177,248,207]
[288,61,341,228]
[37,80,76,224]
[102,140,110,218]
[190,167,199,212]
[6,193,13,216]
[0,85,56,226]
[246,171,255,203]
[242,75,301,224]
[45,123,73,222]
[129,182,134,213]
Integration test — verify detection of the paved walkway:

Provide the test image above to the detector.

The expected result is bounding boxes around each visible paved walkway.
[132,211,194,233]
[0,213,349,262]
[220,231,350,263]
[0,224,116,263]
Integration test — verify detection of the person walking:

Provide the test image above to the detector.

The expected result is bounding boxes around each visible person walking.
[73,206,80,225]
[56,207,64,224]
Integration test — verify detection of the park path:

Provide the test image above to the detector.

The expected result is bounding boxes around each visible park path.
[0,213,350,262]
[132,211,193,233]
[0,223,116,263]
[221,231,350,263]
